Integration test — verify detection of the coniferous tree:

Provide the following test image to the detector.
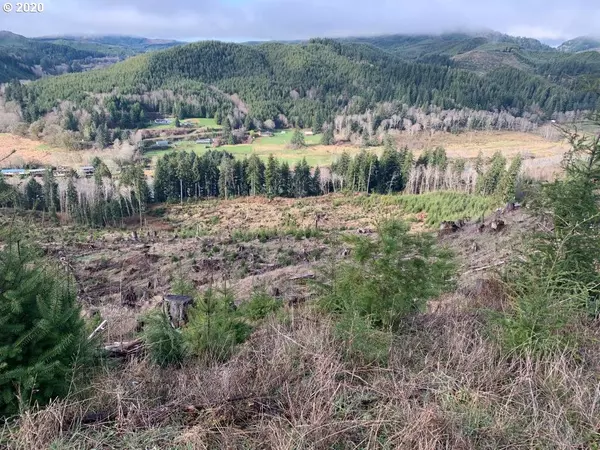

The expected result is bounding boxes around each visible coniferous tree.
[321,126,334,145]
[66,177,79,219]
[292,158,311,197]
[265,154,280,197]
[498,154,523,202]
[25,177,44,210]
[42,168,59,214]
[290,129,306,149]
[279,161,292,197]
[0,242,90,415]
[246,154,265,196]
[311,166,322,196]
[479,152,507,196]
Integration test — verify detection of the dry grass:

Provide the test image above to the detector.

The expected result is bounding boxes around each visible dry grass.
[0,130,569,171]
[393,130,570,160]
[0,134,134,170]
[4,307,600,449]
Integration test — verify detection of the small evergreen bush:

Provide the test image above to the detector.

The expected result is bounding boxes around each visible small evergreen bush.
[318,220,455,330]
[0,242,91,415]
[183,289,252,363]
[141,310,187,367]
[238,290,282,321]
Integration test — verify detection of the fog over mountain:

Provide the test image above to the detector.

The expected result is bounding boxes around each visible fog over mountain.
[1,0,599,42]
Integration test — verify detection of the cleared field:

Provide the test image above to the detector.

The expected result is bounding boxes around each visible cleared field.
[395,130,570,159]
[0,130,573,171]
[146,117,221,130]
[144,132,334,165]
[0,134,131,170]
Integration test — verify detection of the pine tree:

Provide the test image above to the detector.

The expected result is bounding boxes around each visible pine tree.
[42,168,59,214]
[479,152,507,196]
[0,242,90,415]
[292,158,311,197]
[222,118,235,145]
[218,156,235,199]
[290,129,306,149]
[498,154,523,202]
[265,154,280,197]
[25,177,44,210]
[279,161,292,197]
[246,154,265,196]
[311,166,322,196]
[321,126,334,145]
[95,123,109,149]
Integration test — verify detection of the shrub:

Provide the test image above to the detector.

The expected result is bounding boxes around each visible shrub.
[238,290,282,321]
[495,123,600,354]
[183,289,252,363]
[0,242,91,415]
[141,310,187,367]
[318,220,455,330]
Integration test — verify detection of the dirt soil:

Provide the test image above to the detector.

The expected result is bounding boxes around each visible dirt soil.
[1,194,536,342]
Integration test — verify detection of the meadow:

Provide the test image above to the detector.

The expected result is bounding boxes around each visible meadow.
[146,117,222,130]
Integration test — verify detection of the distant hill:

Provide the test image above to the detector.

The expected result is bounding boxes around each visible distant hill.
[0,31,185,82]
[35,35,184,55]
[341,32,552,60]
[10,37,596,128]
[0,31,111,82]
[558,37,600,53]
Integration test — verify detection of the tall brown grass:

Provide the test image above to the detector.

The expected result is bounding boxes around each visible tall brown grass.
[4,305,599,449]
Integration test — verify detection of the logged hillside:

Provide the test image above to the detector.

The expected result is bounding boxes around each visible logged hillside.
[559,36,600,53]
[13,38,599,124]
[346,32,600,82]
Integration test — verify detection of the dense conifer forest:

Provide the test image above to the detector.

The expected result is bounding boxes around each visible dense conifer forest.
[4,35,599,138]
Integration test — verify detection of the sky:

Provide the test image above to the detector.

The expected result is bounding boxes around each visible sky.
[0,0,599,43]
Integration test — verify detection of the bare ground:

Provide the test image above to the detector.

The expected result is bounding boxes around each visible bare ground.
[3,195,599,449]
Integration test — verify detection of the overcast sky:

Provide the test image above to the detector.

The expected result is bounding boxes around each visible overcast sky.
[0,0,599,43]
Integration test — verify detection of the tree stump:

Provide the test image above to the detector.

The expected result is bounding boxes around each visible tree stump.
[164,294,194,328]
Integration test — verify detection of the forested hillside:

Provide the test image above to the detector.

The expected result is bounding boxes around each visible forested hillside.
[35,35,184,56]
[0,31,184,82]
[6,38,599,132]
[347,32,600,81]
[0,31,108,82]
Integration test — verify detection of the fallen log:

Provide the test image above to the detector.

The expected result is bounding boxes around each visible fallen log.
[88,319,108,341]
[103,338,143,357]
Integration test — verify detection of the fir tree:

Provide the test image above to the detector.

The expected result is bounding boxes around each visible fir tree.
[0,241,91,415]
[290,129,306,149]
[25,177,44,211]
[42,168,59,214]
[321,126,334,145]
[265,154,280,197]
[498,154,523,202]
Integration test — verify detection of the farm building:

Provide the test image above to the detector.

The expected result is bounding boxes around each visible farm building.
[0,168,45,177]
[304,131,314,136]
[195,138,213,144]
[154,119,172,125]
[80,166,95,177]
[259,130,273,137]
[153,140,170,148]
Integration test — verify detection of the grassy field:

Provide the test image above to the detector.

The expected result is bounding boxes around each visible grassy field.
[0,130,573,171]
[146,117,221,130]
[144,131,342,166]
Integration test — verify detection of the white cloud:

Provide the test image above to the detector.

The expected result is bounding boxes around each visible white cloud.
[0,0,599,42]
